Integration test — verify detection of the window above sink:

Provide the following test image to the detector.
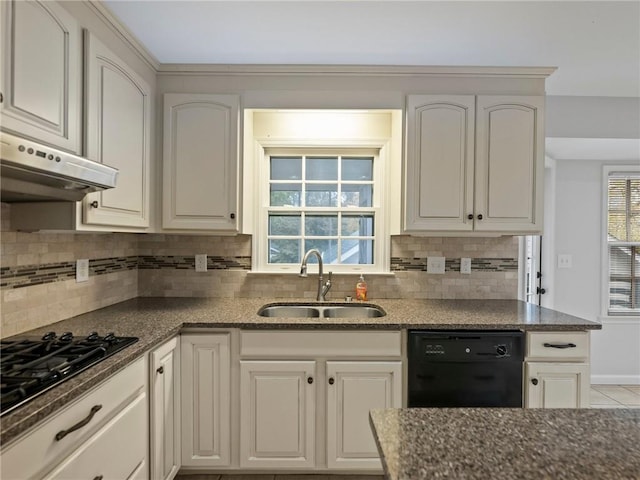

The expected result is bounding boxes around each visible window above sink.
[243,109,403,274]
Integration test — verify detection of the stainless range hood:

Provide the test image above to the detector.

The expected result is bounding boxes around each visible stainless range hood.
[0,132,118,202]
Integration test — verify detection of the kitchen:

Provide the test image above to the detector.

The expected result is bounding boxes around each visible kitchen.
[1,1,639,479]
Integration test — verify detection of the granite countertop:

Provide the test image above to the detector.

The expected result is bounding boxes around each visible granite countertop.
[369,408,640,480]
[0,297,600,446]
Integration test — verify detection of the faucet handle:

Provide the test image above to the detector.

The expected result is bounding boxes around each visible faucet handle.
[326,271,332,284]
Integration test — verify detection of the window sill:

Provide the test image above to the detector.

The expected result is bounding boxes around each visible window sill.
[597,315,640,324]
[247,270,396,277]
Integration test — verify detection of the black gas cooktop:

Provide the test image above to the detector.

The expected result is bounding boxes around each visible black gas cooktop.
[0,331,138,416]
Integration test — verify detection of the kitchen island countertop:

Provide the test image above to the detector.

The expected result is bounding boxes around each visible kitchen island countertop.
[369,407,640,480]
[1,297,600,446]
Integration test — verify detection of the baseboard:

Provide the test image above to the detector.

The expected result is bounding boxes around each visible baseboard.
[591,374,640,385]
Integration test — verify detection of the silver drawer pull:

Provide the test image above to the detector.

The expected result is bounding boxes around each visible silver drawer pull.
[55,405,102,441]
[543,342,577,349]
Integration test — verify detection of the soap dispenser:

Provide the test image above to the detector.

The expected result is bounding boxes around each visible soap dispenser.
[355,274,368,301]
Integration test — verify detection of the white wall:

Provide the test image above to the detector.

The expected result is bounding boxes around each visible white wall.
[552,159,640,384]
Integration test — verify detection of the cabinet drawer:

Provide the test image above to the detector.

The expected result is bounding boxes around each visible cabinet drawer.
[43,393,147,480]
[527,332,589,360]
[240,330,402,357]
[1,357,145,480]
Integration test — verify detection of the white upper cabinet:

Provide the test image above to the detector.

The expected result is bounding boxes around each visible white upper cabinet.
[163,93,240,232]
[0,0,81,153]
[474,96,544,232]
[405,95,475,232]
[82,31,151,229]
[405,94,544,234]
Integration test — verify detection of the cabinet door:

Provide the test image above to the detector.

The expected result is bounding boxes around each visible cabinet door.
[405,95,475,232]
[474,96,544,232]
[181,334,231,467]
[0,0,80,153]
[525,362,590,408]
[240,360,316,469]
[150,337,180,480]
[163,93,239,231]
[82,31,151,228]
[326,361,402,470]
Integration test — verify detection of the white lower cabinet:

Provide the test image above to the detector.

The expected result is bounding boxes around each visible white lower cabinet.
[525,362,590,408]
[180,333,231,467]
[150,337,181,480]
[238,330,403,472]
[525,331,591,408]
[239,361,316,469]
[1,357,147,480]
[326,361,402,470]
[43,394,148,480]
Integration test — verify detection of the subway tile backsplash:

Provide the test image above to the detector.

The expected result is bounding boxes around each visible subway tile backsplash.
[1,203,519,336]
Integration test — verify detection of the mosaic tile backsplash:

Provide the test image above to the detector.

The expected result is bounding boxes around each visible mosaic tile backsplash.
[1,202,519,335]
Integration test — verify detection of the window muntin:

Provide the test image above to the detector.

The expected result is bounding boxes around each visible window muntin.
[265,153,378,270]
[607,174,640,315]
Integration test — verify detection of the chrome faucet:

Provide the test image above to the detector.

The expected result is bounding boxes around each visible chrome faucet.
[299,249,332,301]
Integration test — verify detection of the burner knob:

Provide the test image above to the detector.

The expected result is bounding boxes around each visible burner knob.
[87,332,100,341]
[104,332,116,342]
[60,332,74,342]
[496,345,508,356]
[42,331,57,341]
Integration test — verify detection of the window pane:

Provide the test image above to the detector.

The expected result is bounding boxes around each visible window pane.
[305,215,338,236]
[270,183,301,207]
[608,212,626,241]
[269,239,300,264]
[341,239,374,264]
[304,239,339,264]
[341,184,373,207]
[342,215,374,236]
[269,215,301,236]
[271,157,302,180]
[630,214,640,242]
[305,184,338,207]
[306,157,338,180]
[343,157,373,181]
[609,245,635,312]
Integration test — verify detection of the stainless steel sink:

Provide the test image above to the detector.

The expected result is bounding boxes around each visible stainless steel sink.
[257,303,386,318]
[257,305,321,317]
[322,305,386,318]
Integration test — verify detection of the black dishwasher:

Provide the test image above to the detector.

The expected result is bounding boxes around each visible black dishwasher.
[408,330,524,407]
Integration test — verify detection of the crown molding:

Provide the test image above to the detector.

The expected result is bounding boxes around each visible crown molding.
[87,0,160,72]
[157,64,557,78]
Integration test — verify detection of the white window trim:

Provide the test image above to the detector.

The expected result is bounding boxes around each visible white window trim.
[600,164,640,320]
[252,138,392,274]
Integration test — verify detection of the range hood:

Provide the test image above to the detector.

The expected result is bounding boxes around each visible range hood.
[0,132,118,202]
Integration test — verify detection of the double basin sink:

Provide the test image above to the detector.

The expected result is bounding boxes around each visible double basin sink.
[258,303,386,318]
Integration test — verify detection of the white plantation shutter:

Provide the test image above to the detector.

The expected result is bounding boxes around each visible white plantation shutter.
[607,175,640,314]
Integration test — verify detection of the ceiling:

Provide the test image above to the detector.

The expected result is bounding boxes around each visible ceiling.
[103,1,640,98]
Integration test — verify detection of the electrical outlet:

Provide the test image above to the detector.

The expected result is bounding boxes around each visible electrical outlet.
[195,254,207,272]
[557,254,572,269]
[427,256,446,274]
[460,257,472,274]
[76,259,89,282]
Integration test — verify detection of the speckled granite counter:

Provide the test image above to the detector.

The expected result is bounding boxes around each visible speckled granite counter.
[370,408,640,479]
[1,297,600,446]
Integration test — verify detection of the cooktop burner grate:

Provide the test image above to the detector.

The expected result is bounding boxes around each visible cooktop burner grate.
[0,332,138,416]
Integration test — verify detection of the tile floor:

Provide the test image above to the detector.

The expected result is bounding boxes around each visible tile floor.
[176,386,639,480]
[590,384,640,408]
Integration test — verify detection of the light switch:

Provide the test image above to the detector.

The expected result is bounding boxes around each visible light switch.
[76,259,89,283]
[427,256,446,274]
